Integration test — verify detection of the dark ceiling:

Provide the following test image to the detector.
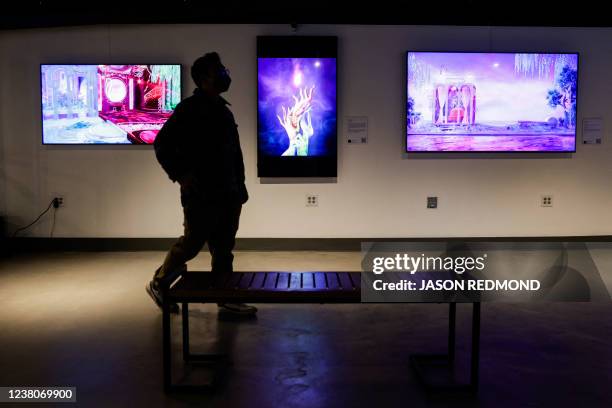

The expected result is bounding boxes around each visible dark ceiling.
[1,0,611,29]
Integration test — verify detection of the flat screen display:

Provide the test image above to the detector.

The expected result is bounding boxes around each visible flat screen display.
[406,52,578,152]
[41,64,181,144]
[257,36,337,177]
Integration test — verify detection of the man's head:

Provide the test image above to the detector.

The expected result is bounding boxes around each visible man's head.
[191,52,231,94]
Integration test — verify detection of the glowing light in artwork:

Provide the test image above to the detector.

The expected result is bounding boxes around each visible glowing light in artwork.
[105,78,127,102]
[493,62,500,68]
[98,76,103,111]
[128,78,134,110]
[293,70,303,87]
[78,79,88,105]
[314,60,321,68]
[58,71,68,94]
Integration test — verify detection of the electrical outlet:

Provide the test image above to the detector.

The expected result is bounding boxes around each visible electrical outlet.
[306,195,318,207]
[51,193,65,208]
[427,196,438,209]
[541,195,553,207]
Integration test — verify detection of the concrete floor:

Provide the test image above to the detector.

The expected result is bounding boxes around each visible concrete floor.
[0,251,611,407]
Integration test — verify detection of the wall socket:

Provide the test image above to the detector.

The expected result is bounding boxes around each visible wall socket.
[427,196,438,209]
[541,195,553,207]
[51,193,65,208]
[306,195,319,207]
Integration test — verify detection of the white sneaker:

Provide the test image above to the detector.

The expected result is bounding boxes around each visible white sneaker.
[218,303,258,315]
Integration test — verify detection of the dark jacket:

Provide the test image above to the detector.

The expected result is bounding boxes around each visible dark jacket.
[154,88,248,206]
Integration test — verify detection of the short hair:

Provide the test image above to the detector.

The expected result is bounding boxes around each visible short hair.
[191,52,222,86]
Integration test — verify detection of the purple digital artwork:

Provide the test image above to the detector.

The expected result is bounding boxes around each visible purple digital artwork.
[407,52,578,152]
[258,58,337,157]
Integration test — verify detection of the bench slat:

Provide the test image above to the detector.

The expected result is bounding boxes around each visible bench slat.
[314,272,327,289]
[240,273,253,289]
[262,272,278,290]
[338,272,354,290]
[277,273,290,290]
[169,272,362,303]
[302,272,315,290]
[250,272,266,289]
[327,272,341,290]
[288,273,301,290]
[230,272,244,288]
[349,272,362,289]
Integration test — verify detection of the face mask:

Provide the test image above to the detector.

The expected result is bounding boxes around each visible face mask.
[217,72,231,93]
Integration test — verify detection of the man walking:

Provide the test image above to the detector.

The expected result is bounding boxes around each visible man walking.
[147,52,256,316]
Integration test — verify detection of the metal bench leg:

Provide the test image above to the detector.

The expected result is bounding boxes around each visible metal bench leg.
[181,302,229,364]
[163,301,231,393]
[182,302,190,362]
[409,302,481,395]
[162,299,172,393]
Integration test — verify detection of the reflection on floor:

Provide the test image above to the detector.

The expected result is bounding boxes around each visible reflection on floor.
[0,251,610,407]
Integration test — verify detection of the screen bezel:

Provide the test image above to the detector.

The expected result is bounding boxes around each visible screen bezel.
[40,63,182,146]
[404,51,580,154]
[257,36,338,177]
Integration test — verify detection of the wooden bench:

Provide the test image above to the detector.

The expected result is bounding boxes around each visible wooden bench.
[162,271,481,395]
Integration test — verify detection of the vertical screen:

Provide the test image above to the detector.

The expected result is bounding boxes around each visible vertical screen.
[257,37,337,177]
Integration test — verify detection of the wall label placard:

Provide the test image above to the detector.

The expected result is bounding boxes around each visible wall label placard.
[346,116,368,144]
[582,117,603,145]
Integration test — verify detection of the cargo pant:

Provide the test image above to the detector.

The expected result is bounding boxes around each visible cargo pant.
[155,190,242,283]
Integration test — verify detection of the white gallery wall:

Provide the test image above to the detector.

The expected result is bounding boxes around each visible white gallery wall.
[1,24,611,238]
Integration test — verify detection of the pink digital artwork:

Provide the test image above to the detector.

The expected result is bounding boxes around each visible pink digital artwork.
[41,64,181,144]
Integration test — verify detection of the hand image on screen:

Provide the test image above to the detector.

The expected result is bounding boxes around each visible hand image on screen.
[295,112,313,156]
[277,86,315,156]
[290,86,314,125]
[277,105,299,155]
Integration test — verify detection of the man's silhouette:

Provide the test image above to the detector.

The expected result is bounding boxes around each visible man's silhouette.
[147,52,256,315]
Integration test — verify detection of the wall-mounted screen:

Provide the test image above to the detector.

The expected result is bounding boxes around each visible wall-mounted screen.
[406,52,578,152]
[257,36,337,177]
[41,64,181,144]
